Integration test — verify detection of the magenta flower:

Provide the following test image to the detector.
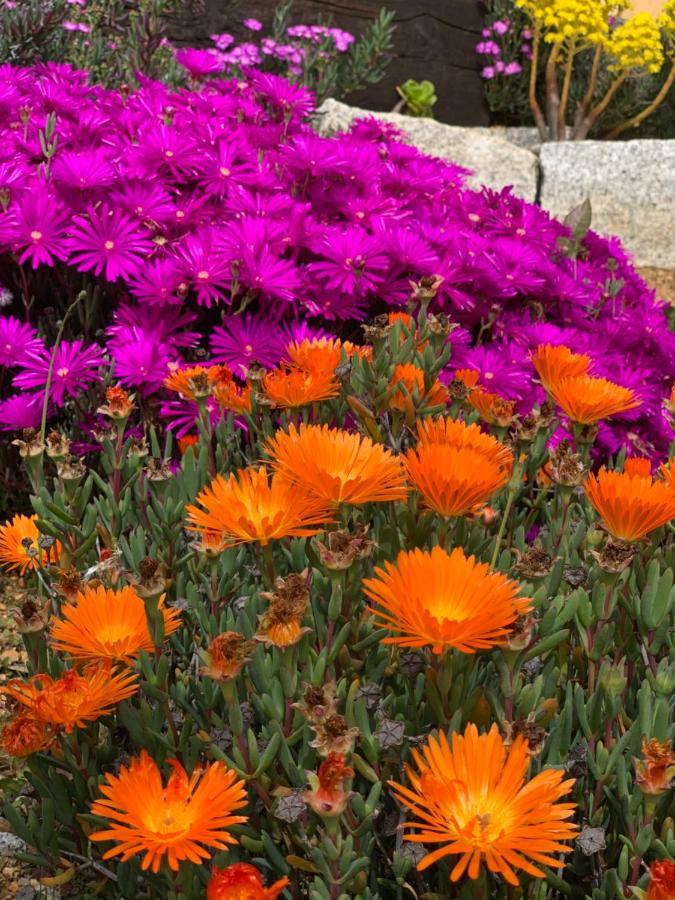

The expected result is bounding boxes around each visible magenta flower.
[309,227,389,295]
[14,340,103,406]
[210,314,285,375]
[243,18,263,31]
[173,230,231,307]
[0,316,44,367]
[108,326,172,394]
[52,148,117,193]
[174,48,225,79]
[67,204,153,282]
[0,392,46,431]
[9,186,71,269]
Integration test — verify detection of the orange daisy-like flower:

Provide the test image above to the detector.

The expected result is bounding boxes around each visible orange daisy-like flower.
[467,389,516,427]
[164,364,226,401]
[262,365,340,407]
[0,713,55,757]
[364,546,531,654]
[207,862,289,900]
[405,443,510,517]
[549,375,640,425]
[417,417,514,473]
[388,364,447,412]
[266,424,408,506]
[212,372,252,414]
[50,585,182,665]
[0,514,59,574]
[624,456,652,477]
[647,860,675,900]
[178,434,199,456]
[454,369,480,389]
[531,343,591,392]
[659,459,674,488]
[389,723,577,886]
[90,750,247,873]
[3,666,138,732]
[286,337,370,374]
[584,467,675,541]
[186,466,333,547]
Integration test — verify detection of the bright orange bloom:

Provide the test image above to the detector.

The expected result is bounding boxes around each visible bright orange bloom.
[364,546,531,654]
[417,417,514,472]
[262,365,340,407]
[659,459,674,488]
[584,467,675,541]
[0,514,59,574]
[178,434,199,456]
[647,860,675,900]
[212,370,251,414]
[454,368,480,389]
[624,456,652,477]
[467,389,516,427]
[208,863,289,900]
[50,585,182,665]
[389,723,577,886]
[266,424,408,506]
[531,344,591,392]
[0,714,55,757]
[3,666,138,732]
[286,337,370,374]
[388,364,447,411]
[388,311,414,327]
[405,443,510,517]
[549,375,640,425]
[89,750,247,873]
[186,466,333,547]
[634,738,675,796]
[164,364,226,400]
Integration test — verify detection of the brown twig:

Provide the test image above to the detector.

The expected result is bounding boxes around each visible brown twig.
[606,63,675,139]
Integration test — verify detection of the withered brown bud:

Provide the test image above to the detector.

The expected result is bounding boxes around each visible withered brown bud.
[56,456,86,482]
[256,570,312,648]
[12,428,45,459]
[590,538,635,574]
[504,613,536,651]
[128,436,149,459]
[314,525,375,571]
[138,557,160,580]
[45,430,70,459]
[503,713,547,757]
[11,596,49,634]
[361,312,392,343]
[55,566,84,600]
[426,312,456,337]
[293,682,338,724]
[410,274,444,303]
[514,546,556,580]
[548,441,585,487]
[144,458,173,482]
[309,711,359,757]
[187,372,211,399]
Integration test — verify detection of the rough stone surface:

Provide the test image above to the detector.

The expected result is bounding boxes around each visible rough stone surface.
[539,140,675,268]
[316,99,540,202]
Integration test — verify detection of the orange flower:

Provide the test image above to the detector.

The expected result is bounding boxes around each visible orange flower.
[549,375,640,425]
[178,434,199,456]
[623,456,652,477]
[212,370,251,414]
[256,571,311,649]
[304,753,354,818]
[0,514,59,574]
[531,343,591,392]
[262,365,340,407]
[659,459,674,488]
[634,738,675,796]
[0,713,55,757]
[468,389,516,427]
[364,546,531,654]
[454,368,480,389]
[89,750,247,873]
[207,863,289,900]
[389,723,577,886]
[647,860,675,900]
[164,364,225,401]
[286,337,370,374]
[3,666,138,732]
[416,417,514,473]
[584,468,675,541]
[405,443,511,517]
[266,424,408,506]
[50,585,182,665]
[200,632,255,681]
[186,466,333,547]
[388,364,447,412]
[98,385,135,420]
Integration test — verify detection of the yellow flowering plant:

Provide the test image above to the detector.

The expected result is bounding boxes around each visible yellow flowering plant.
[514,0,674,139]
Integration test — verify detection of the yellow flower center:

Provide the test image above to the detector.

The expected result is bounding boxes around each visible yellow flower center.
[30,230,43,241]
[104,240,115,251]
[196,270,209,280]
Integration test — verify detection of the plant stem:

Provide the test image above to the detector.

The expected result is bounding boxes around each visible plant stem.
[40,292,86,445]
[574,75,626,140]
[557,40,576,139]
[545,43,561,140]
[528,28,547,139]
[573,44,602,134]
[606,63,675,139]
[490,487,517,570]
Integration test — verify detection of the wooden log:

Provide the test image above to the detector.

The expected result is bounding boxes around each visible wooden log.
[169,0,490,125]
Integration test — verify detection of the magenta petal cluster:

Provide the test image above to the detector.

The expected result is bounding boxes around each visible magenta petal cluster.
[0,62,672,457]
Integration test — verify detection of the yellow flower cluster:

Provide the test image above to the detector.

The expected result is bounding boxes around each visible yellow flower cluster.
[607,12,665,73]
[541,0,609,45]
[657,0,675,34]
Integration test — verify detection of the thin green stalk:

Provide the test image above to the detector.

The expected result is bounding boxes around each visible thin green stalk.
[40,291,87,445]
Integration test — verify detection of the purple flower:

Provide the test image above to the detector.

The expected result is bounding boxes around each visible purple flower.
[14,340,103,406]
[173,230,231,307]
[210,314,285,375]
[211,33,234,50]
[493,20,510,35]
[6,186,70,269]
[481,66,496,79]
[243,18,263,31]
[108,326,172,394]
[0,393,46,431]
[67,204,153,282]
[174,48,225,79]
[504,61,523,75]
[0,316,43,367]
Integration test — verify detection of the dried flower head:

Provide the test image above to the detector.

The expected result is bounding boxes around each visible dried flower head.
[589,537,635,574]
[502,713,547,757]
[98,386,135,420]
[634,738,675,796]
[468,388,517,428]
[0,713,55,757]
[10,596,50,634]
[12,429,45,459]
[304,753,354,818]
[514,546,555,580]
[256,570,312,648]
[200,632,255,681]
[309,712,359,757]
[314,524,375,571]
[293,682,339,724]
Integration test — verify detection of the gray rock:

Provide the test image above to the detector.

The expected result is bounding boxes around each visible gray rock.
[0,832,27,856]
[539,140,675,268]
[315,98,540,203]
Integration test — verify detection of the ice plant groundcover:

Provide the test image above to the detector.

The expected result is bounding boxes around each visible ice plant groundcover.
[0,62,673,900]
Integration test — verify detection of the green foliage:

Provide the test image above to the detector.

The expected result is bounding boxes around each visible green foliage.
[395,79,437,118]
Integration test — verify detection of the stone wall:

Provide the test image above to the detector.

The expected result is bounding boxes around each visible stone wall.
[168,0,489,126]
